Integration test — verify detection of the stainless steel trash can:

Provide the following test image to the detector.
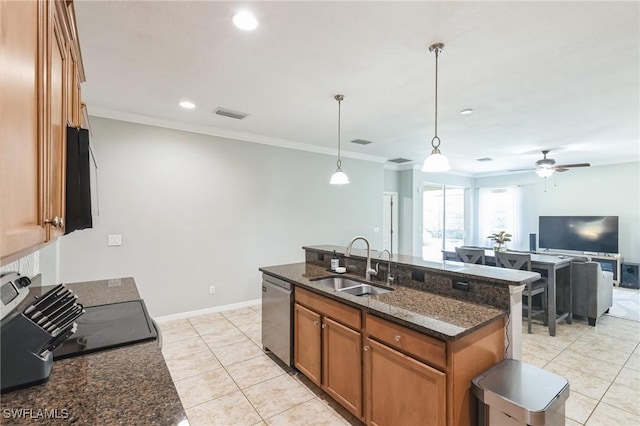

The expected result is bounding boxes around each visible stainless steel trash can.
[472,359,570,426]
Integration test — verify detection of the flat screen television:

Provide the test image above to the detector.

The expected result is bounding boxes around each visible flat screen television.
[538,216,619,254]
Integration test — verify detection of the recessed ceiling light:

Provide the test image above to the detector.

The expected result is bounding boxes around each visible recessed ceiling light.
[460,108,473,115]
[233,11,258,31]
[179,101,195,109]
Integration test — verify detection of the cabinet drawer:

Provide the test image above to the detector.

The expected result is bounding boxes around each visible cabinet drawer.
[365,314,446,370]
[295,287,361,330]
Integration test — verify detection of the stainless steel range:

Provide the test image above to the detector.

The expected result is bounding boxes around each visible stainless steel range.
[0,273,158,393]
[0,272,84,392]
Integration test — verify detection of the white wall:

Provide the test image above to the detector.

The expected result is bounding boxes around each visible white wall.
[52,117,385,316]
[474,162,640,262]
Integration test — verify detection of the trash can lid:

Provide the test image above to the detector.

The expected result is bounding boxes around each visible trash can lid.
[472,359,569,413]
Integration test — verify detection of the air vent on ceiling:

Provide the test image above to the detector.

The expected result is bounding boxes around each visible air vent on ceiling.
[214,107,248,120]
[388,158,411,164]
[476,157,493,162]
[351,139,373,145]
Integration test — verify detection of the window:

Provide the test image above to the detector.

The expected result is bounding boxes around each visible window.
[477,186,521,249]
[422,184,466,260]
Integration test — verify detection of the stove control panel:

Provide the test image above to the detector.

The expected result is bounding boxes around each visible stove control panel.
[0,272,31,320]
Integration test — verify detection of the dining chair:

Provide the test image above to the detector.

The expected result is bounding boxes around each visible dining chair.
[495,251,548,334]
[455,247,486,265]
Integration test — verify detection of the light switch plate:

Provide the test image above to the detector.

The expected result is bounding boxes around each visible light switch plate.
[108,235,122,246]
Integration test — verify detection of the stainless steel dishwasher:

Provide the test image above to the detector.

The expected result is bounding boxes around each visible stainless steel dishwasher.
[261,274,292,366]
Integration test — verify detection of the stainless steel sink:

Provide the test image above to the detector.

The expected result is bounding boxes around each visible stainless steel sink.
[339,284,393,296]
[312,276,366,290]
[312,276,393,296]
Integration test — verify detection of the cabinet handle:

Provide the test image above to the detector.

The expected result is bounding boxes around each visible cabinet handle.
[321,324,326,329]
[395,335,401,341]
[364,345,369,351]
[44,216,64,228]
[313,320,318,326]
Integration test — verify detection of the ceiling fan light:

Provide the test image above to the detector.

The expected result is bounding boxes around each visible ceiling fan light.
[330,169,350,185]
[536,168,554,178]
[422,148,451,172]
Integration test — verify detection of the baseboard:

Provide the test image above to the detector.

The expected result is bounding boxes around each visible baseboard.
[154,298,261,322]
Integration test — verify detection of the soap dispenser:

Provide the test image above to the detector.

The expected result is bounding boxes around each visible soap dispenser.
[331,251,339,271]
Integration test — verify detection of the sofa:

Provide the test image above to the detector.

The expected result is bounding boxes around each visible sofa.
[571,257,614,326]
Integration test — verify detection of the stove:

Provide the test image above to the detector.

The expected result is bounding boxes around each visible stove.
[53,299,157,360]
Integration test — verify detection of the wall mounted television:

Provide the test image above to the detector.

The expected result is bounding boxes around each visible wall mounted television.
[538,216,619,254]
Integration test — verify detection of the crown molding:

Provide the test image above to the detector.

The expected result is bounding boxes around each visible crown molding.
[89,107,388,164]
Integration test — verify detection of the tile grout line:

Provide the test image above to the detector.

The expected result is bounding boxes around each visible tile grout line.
[207,311,341,425]
[530,321,631,425]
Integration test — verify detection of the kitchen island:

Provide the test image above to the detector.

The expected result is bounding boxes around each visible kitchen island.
[0,277,187,425]
[260,248,540,426]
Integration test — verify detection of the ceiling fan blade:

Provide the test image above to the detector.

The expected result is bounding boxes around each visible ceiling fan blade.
[554,163,591,169]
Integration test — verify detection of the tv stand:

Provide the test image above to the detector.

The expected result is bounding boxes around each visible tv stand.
[544,251,622,285]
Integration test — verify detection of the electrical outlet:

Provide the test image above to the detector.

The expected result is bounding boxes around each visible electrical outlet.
[373,227,380,233]
[108,235,122,246]
[209,285,216,294]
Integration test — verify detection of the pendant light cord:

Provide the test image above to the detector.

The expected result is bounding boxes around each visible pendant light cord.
[335,94,344,169]
[433,48,438,145]
[428,43,443,149]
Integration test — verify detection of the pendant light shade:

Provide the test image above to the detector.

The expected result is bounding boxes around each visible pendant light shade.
[422,146,451,172]
[422,43,451,173]
[330,170,350,185]
[330,94,349,185]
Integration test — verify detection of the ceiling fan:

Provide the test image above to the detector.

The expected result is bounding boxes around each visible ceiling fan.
[511,150,591,178]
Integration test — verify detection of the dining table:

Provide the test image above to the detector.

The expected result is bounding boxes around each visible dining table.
[443,249,573,336]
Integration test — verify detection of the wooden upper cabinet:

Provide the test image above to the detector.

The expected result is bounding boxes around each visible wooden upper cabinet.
[0,0,48,259]
[47,4,67,239]
[0,0,85,262]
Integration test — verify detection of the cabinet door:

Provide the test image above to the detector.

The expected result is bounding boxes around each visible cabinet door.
[322,317,362,419]
[294,303,321,385]
[0,0,47,259]
[47,5,67,238]
[366,338,446,426]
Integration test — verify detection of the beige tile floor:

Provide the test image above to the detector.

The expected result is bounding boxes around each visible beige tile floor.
[159,304,640,426]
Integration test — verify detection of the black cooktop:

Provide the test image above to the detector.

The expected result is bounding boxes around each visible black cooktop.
[53,299,157,360]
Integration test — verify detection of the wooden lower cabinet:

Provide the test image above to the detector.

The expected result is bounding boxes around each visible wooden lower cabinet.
[323,317,362,417]
[293,303,321,385]
[365,338,446,426]
[293,287,504,426]
[294,288,364,419]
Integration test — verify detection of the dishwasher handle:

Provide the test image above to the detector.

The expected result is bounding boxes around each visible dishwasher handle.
[262,274,292,291]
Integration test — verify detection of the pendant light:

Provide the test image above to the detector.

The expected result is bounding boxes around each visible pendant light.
[422,43,451,173]
[330,94,350,185]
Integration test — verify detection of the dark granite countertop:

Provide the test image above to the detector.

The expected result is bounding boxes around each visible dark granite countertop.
[260,263,506,341]
[304,245,543,285]
[0,277,187,425]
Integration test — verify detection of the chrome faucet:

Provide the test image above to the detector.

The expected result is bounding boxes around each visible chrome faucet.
[345,236,377,281]
[376,249,394,286]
